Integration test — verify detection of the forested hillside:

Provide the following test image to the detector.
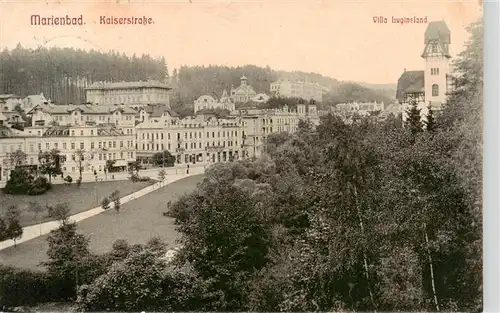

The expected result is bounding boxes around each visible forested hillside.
[170,65,390,106]
[323,82,393,105]
[1,44,393,108]
[0,44,168,104]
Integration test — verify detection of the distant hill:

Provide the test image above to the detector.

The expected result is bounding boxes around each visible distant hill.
[352,82,397,101]
[322,82,393,106]
[171,65,390,106]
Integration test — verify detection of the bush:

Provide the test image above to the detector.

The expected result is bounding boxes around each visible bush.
[139,176,151,182]
[3,169,51,195]
[101,197,110,210]
[129,173,140,183]
[0,265,70,308]
[64,175,73,184]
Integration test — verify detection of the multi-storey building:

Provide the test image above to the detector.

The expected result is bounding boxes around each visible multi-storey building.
[0,124,135,181]
[0,102,137,183]
[335,101,385,116]
[193,90,235,113]
[270,79,324,102]
[237,103,319,158]
[230,76,257,103]
[135,114,244,165]
[85,80,172,109]
[27,103,136,131]
[396,20,457,122]
[0,94,23,111]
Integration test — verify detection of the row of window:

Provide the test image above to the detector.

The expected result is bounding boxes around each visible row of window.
[26,140,133,153]
[430,68,440,76]
[138,130,241,141]
[139,140,240,152]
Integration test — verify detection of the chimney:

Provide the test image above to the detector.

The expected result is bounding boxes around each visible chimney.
[404,68,406,72]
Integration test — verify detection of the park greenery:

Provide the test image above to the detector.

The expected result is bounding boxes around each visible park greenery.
[0,19,482,312]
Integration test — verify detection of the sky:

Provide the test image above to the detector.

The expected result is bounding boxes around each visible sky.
[0,0,482,85]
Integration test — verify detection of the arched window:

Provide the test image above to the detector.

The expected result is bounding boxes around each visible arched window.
[432,84,439,97]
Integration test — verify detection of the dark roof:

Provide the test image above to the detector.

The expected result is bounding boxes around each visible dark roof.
[142,104,179,117]
[425,20,450,44]
[396,70,425,100]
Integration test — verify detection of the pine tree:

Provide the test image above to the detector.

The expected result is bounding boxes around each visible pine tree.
[404,100,423,135]
[424,105,435,132]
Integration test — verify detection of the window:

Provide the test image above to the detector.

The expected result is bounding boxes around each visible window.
[63,143,67,149]
[80,142,84,149]
[432,84,439,97]
[71,142,75,149]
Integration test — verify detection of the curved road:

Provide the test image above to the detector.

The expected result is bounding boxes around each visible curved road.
[0,174,204,270]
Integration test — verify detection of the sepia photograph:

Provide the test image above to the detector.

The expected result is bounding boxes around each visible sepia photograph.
[0,0,485,312]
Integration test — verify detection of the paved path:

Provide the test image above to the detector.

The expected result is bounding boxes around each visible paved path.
[0,166,205,251]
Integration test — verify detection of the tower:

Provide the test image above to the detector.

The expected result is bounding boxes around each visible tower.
[422,20,451,106]
[241,76,247,87]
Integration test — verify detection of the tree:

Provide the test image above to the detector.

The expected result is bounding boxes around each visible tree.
[170,182,272,311]
[3,167,35,195]
[158,169,166,181]
[105,160,116,174]
[5,205,23,247]
[74,149,86,186]
[75,249,169,311]
[28,201,45,235]
[101,197,110,210]
[47,202,71,225]
[38,149,64,183]
[425,105,436,132]
[43,222,90,300]
[404,100,423,135]
[0,217,7,241]
[152,151,176,167]
[110,190,120,213]
[8,150,27,167]
[128,161,141,182]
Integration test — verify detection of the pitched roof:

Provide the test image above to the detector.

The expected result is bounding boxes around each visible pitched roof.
[141,104,178,117]
[86,81,172,91]
[0,94,20,99]
[396,70,425,100]
[23,94,48,104]
[30,104,137,115]
[425,20,451,44]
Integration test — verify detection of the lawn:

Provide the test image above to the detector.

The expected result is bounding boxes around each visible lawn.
[0,174,204,271]
[0,180,154,227]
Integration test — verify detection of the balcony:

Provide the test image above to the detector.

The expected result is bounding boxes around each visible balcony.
[176,148,185,153]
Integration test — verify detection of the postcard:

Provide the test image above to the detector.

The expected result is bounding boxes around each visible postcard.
[0,0,484,312]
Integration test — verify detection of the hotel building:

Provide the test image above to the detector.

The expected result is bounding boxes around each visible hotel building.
[270,79,324,102]
[0,103,136,183]
[85,80,172,109]
[193,90,236,113]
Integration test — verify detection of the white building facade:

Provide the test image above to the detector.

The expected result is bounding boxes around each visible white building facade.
[270,79,324,102]
[85,81,172,109]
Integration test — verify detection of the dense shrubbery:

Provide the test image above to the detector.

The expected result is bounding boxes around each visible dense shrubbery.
[0,266,70,307]
[3,168,51,195]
